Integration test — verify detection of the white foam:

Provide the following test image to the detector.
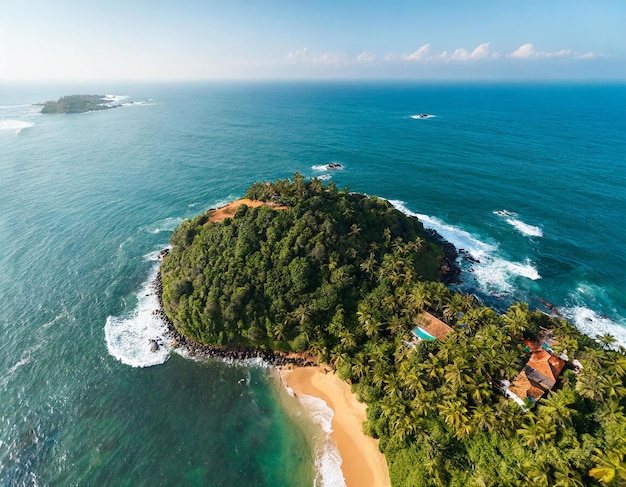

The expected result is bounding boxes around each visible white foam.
[493,211,543,237]
[121,100,154,107]
[297,394,346,487]
[472,257,541,293]
[0,119,34,133]
[104,94,129,105]
[389,200,494,256]
[0,104,30,110]
[145,217,185,234]
[317,174,332,181]
[410,114,435,119]
[104,262,171,368]
[505,218,543,237]
[312,163,343,172]
[389,200,541,294]
[560,306,626,349]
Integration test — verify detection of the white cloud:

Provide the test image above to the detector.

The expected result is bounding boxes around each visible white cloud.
[450,48,470,61]
[576,52,596,59]
[404,42,490,62]
[509,43,581,59]
[470,42,491,60]
[356,51,376,63]
[285,48,345,65]
[403,44,431,61]
[510,43,535,59]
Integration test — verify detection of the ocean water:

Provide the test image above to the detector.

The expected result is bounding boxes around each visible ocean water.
[1,81,625,485]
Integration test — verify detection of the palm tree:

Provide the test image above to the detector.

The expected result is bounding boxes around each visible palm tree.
[291,303,310,327]
[471,404,496,432]
[359,252,377,279]
[408,282,431,314]
[538,387,576,428]
[597,333,618,349]
[273,320,288,342]
[309,177,323,194]
[428,282,450,313]
[348,223,361,237]
[503,302,530,337]
[443,293,464,324]
[339,328,357,350]
[351,352,368,380]
[358,310,382,338]
[438,399,469,435]
[517,414,557,449]
[599,373,626,399]
[589,448,626,485]
[387,314,407,336]
[604,353,626,378]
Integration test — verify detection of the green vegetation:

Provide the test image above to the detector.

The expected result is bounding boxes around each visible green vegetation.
[162,175,626,486]
[39,95,116,114]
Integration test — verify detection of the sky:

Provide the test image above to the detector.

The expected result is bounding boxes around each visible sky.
[1,0,625,81]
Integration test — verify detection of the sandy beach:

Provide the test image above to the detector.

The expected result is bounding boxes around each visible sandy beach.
[283,367,391,487]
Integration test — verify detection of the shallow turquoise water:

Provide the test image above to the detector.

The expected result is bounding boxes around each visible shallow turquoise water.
[1,82,624,485]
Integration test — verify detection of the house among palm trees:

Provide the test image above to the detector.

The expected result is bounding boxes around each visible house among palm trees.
[411,311,454,341]
[504,337,566,409]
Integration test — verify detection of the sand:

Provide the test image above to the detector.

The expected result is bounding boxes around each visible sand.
[208,198,288,223]
[284,367,391,487]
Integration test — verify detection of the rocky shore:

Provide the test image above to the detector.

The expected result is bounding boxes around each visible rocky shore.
[153,248,316,368]
[424,229,461,284]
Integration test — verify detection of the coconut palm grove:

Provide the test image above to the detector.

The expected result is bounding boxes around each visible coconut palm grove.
[160,176,626,486]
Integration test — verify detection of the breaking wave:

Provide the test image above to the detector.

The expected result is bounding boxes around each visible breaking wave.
[494,210,543,237]
[0,119,34,133]
[104,254,171,368]
[389,200,541,294]
[312,163,343,172]
[144,216,185,234]
[297,394,346,487]
[559,283,626,348]
[560,306,626,349]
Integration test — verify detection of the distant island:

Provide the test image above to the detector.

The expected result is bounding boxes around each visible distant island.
[160,175,626,486]
[38,94,119,114]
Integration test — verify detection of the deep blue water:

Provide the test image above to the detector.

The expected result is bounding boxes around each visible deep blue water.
[1,82,625,485]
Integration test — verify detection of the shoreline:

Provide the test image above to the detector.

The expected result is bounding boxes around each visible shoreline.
[283,367,391,487]
[153,260,317,367]
[154,260,390,486]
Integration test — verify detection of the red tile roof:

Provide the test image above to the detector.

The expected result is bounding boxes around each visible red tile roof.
[414,312,454,341]
[508,340,566,404]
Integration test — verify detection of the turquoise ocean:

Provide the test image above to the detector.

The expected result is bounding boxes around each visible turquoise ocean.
[1,82,625,485]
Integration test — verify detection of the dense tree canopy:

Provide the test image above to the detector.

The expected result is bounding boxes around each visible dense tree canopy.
[161,175,626,486]
[40,95,116,114]
[161,175,445,351]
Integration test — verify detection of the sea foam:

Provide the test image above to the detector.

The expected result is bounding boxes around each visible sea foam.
[558,283,626,348]
[410,114,435,119]
[297,394,346,487]
[0,119,34,133]
[505,217,543,237]
[105,255,171,368]
[389,200,541,294]
[145,216,185,235]
[312,163,343,172]
[560,306,626,349]
[493,210,543,237]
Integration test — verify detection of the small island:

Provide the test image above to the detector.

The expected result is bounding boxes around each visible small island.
[38,94,119,114]
[160,175,626,487]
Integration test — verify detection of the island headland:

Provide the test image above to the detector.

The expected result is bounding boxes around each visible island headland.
[158,175,626,487]
[38,94,121,114]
